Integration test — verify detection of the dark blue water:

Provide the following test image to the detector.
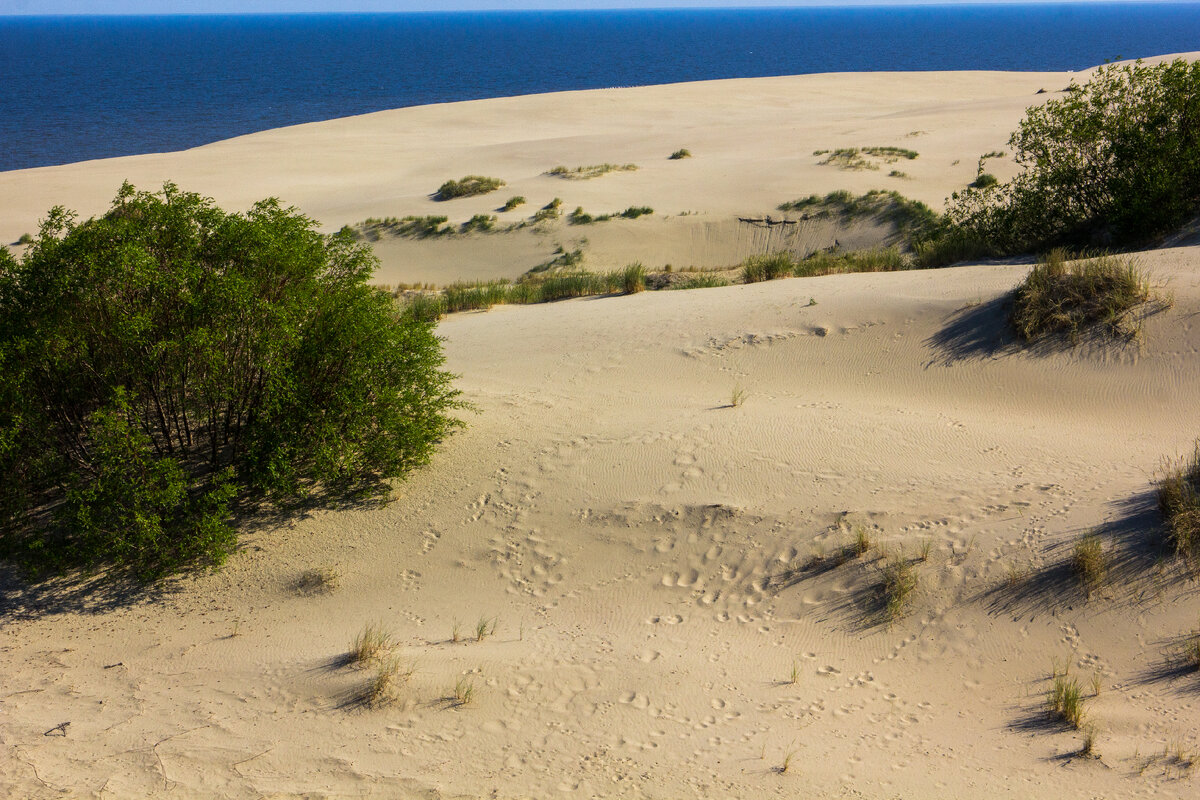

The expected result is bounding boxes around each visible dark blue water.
[2,4,1198,172]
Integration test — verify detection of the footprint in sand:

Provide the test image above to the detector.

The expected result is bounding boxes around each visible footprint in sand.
[646,614,684,625]
[637,649,662,663]
[619,691,651,710]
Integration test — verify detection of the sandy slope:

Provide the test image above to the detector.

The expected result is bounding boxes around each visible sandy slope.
[3,59,1200,799]
[0,64,1092,284]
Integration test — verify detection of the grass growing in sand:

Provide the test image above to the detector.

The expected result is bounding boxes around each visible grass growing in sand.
[1048,673,1087,729]
[729,385,747,407]
[475,616,497,642]
[364,656,413,708]
[1009,250,1157,343]
[668,274,730,290]
[669,148,692,159]
[548,163,638,179]
[881,555,918,621]
[741,252,794,283]
[1072,532,1107,596]
[357,215,453,239]
[350,623,393,665]
[435,175,505,200]
[531,197,563,223]
[452,676,475,706]
[500,195,526,212]
[1158,441,1200,563]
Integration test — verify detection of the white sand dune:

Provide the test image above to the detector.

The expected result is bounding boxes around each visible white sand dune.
[3,58,1200,799]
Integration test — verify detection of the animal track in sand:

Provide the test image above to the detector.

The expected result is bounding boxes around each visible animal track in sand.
[646,614,684,625]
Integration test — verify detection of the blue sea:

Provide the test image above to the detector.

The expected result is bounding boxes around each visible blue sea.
[1,3,1199,172]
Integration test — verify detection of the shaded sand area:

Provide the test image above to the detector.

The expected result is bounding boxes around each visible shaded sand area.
[4,59,1200,799]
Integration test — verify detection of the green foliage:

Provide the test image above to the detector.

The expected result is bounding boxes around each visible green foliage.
[669,148,692,160]
[619,206,653,219]
[16,232,33,245]
[500,196,526,212]
[435,175,505,200]
[777,189,939,244]
[0,183,463,579]
[947,59,1200,253]
[1009,250,1154,343]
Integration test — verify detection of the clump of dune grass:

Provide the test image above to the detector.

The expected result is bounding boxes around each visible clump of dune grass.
[452,675,475,706]
[853,526,871,557]
[1078,725,1099,758]
[475,616,498,642]
[1048,672,1086,728]
[669,274,730,290]
[500,195,526,212]
[622,263,646,294]
[881,555,917,621]
[729,385,747,408]
[742,252,794,283]
[1073,532,1108,596]
[357,215,453,239]
[17,232,34,245]
[531,197,562,223]
[1010,250,1156,343]
[435,175,505,200]
[402,292,447,323]
[669,148,692,160]
[862,146,919,161]
[793,246,907,277]
[349,623,393,665]
[460,214,496,233]
[970,173,999,189]
[547,163,638,179]
[364,655,413,708]
[1158,441,1200,562]
[294,566,340,596]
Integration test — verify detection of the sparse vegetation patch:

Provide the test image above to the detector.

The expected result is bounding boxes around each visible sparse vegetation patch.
[435,175,506,200]
[1158,441,1200,562]
[548,163,638,180]
[669,148,692,160]
[1009,250,1157,343]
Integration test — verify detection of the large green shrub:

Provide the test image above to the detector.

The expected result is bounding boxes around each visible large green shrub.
[947,58,1200,254]
[0,183,463,579]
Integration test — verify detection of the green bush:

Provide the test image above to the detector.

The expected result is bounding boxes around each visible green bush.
[16,232,33,245]
[1009,250,1154,343]
[669,149,692,160]
[0,183,464,579]
[435,175,505,200]
[500,196,526,212]
[947,59,1200,253]
[619,206,653,219]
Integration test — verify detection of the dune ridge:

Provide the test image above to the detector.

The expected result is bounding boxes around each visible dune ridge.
[3,57,1200,799]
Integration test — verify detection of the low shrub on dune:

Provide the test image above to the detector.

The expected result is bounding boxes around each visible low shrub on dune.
[1009,250,1155,343]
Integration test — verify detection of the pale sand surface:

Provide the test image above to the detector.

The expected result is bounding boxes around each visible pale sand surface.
[3,59,1200,799]
[0,64,1100,283]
